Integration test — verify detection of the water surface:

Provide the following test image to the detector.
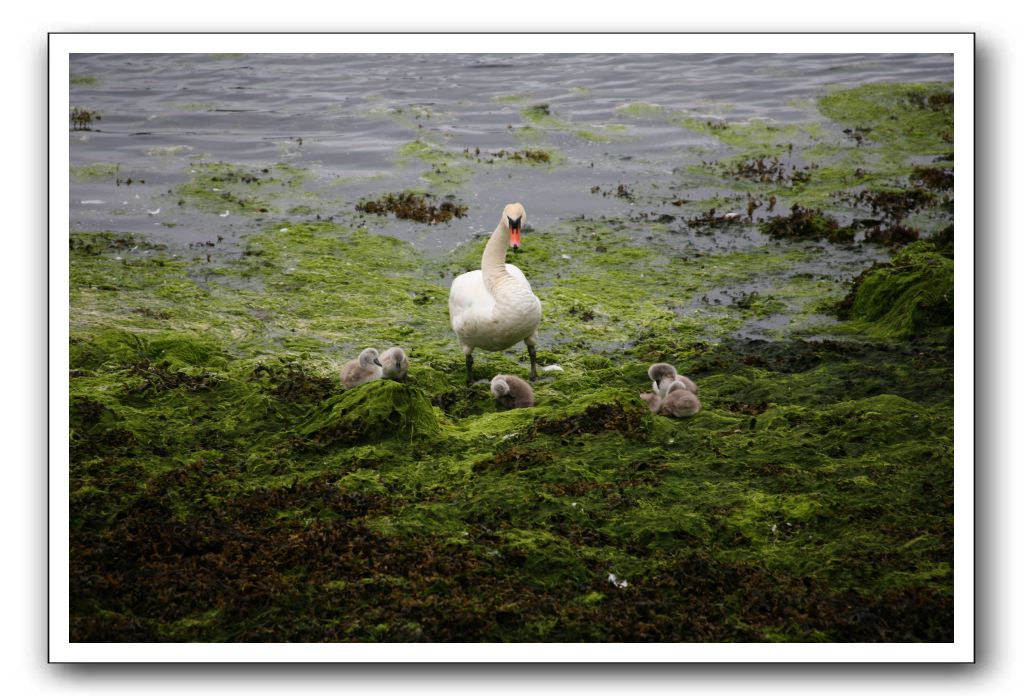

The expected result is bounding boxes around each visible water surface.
[69,53,952,251]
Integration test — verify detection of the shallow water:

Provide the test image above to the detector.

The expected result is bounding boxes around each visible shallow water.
[69,53,952,253]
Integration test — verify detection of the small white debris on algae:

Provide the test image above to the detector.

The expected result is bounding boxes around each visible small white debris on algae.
[608,573,629,589]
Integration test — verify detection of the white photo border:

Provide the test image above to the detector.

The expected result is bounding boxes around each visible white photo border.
[50,32,974,663]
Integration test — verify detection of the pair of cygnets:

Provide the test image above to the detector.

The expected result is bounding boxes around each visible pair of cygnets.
[641,363,701,417]
[340,347,409,389]
[343,345,535,410]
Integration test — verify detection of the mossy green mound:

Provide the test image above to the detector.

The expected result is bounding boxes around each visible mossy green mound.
[299,380,439,446]
[842,242,953,339]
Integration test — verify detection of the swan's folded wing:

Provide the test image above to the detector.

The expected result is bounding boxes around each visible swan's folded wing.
[448,270,495,332]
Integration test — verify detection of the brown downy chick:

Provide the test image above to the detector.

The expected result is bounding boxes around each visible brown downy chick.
[379,346,409,383]
[340,348,383,389]
[490,374,535,409]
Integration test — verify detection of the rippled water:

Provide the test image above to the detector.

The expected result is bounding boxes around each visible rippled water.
[69,52,953,255]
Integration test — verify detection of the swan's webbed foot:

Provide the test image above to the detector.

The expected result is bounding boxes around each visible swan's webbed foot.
[527,344,538,382]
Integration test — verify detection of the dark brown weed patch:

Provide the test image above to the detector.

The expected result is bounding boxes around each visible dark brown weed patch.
[355,191,468,225]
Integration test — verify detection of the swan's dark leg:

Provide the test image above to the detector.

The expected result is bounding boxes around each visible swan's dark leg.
[465,352,474,385]
[525,336,538,382]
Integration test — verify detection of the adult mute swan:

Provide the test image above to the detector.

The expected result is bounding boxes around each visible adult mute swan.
[449,203,542,384]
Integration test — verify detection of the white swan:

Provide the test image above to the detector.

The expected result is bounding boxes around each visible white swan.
[449,202,542,384]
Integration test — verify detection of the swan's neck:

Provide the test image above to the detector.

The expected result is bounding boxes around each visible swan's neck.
[481,223,521,299]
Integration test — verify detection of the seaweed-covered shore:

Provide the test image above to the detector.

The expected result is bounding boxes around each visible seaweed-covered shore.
[69,80,954,642]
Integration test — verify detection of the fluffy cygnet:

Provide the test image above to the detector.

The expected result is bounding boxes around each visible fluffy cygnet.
[647,362,698,396]
[379,346,409,383]
[340,348,383,389]
[641,381,701,418]
[640,391,662,413]
[490,374,535,409]
[658,380,701,417]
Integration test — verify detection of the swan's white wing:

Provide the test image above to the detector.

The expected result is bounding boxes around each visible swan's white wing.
[449,270,495,335]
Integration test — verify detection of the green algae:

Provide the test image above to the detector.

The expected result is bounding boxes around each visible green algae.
[511,125,544,142]
[172,161,307,215]
[628,84,953,237]
[71,163,120,181]
[673,114,815,154]
[146,145,194,157]
[70,286,954,641]
[493,94,531,104]
[397,139,474,189]
[818,82,954,157]
[398,139,563,191]
[520,103,628,143]
[839,242,953,339]
[398,139,448,164]
[70,75,98,86]
[521,103,559,127]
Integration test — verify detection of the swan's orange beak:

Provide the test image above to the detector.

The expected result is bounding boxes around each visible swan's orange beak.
[509,227,521,249]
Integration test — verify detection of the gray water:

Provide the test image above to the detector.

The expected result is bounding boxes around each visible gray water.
[69,52,953,256]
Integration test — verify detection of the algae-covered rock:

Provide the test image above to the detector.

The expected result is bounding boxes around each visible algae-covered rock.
[841,242,953,339]
[298,380,439,447]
